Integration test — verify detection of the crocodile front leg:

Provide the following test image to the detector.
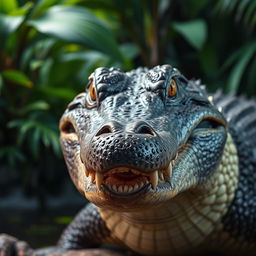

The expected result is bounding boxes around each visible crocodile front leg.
[36,203,133,256]
[0,234,33,255]
[57,203,111,249]
[0,203,130,256]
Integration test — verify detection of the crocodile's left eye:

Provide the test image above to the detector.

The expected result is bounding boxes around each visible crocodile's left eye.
[89,81,97,101]
[167,79,177,97]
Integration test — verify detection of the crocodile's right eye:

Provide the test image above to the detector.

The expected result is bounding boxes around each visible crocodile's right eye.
[89,82,97,101]
[167,79,177,97]
[60,121,78,140]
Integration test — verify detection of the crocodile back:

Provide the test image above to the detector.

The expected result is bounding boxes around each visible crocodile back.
[213,92,256,243]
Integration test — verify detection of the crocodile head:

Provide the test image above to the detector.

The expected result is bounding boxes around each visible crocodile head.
[60,65,227,211]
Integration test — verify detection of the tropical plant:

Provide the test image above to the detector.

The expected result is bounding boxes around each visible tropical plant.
[216,0,256,95]
[216,0,256,27]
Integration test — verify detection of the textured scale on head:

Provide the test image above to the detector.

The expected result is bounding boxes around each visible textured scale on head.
[59,64,256,255]
[59,64,227,210]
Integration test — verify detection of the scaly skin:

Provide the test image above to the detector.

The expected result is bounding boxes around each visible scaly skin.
[1,65,256,256]
[98,133,239,255]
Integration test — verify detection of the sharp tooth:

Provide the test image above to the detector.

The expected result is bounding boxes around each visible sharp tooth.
[118,186,123,193]
[95,172,104,190]
[134,184,139,191]
[140,182,144,188]
[165,164,172,180]
[112,185,118,192]
[90,172,95,183]
[149,170,158,189]
[158,171,164,181]
[128,186,134,192]
[123,185,129,192]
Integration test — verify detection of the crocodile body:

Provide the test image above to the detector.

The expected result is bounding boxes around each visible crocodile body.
[1,65,256,256]
[56,65,256,255]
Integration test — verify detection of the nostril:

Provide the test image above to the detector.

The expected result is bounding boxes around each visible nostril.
[96,125,113,136]
[136,124,155,136]
[95,121,124,136]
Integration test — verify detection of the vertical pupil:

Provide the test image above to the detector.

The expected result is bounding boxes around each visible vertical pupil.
[90,85,96,100]
[168,80,176,96]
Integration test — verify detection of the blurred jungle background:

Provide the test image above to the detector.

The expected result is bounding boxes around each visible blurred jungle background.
[0,0,256,249]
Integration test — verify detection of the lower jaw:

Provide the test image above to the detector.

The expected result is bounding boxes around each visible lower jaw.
[85,184,177,211]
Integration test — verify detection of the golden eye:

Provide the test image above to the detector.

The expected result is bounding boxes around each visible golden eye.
[168,79,177,97]
[89,82,97,101]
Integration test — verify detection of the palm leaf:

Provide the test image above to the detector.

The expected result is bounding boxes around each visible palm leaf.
[226,41,256,93]
[28,5,124,63]
[217,0,256,26]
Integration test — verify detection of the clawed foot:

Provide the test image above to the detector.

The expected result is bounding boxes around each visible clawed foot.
[0,234,34,256]
[36,248,135,256]
[0,234,135,256]
[44,249,134,256]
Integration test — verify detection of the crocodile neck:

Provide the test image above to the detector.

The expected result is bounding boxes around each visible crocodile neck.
[98,133,239,255]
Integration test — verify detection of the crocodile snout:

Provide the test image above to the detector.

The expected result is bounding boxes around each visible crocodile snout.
[80,121,171,175]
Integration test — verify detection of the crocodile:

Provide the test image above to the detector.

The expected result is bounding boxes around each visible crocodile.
[1,64,256,256]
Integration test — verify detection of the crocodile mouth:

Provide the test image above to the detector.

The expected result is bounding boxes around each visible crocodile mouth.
[85,165,172,195]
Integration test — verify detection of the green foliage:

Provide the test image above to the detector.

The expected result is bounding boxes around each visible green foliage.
[217,0,256,27]
[54,216,73,224]
[8,109,60,158]
[216,0,256,94]
[2,69,33,87]
[224,41,256,93]
[0,0,255,208]
[172,20,207,50]
[0,0,18,14]
[0,146,25,167]
[28,5,124,62]
[0,14,24,47]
